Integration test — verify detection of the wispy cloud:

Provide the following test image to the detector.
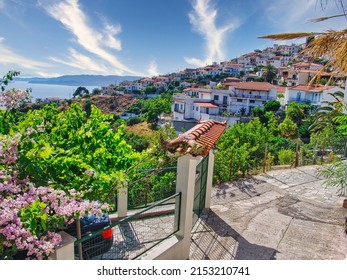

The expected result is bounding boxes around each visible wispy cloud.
[0,37,51,75]
[0,0,5,10]
[265,0,316,30]
[49,48,109,74]
[147,58,159,77]
[264,0,345,32]
[185,0,240,67]
[39,0,139,75]
[99,15,122,51]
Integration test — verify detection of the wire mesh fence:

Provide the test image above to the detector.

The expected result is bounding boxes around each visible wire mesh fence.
[74,192,181,260]
[262,137,347,173]
[126,166,177,209]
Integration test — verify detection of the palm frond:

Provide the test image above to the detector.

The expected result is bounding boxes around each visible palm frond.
[328,91,345,102]
[308,14,347,22]
[258,32,319,40]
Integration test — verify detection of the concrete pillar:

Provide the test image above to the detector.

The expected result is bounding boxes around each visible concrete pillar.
[205,149,215,209]
[50,231,76,260]
[175,154,200,259]
[117,187,128,218]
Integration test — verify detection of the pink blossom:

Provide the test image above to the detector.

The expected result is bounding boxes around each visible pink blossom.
[0,89,30,110]
[0,135,107,260]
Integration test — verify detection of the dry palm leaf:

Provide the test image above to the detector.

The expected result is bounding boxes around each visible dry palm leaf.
[308,13,347,22]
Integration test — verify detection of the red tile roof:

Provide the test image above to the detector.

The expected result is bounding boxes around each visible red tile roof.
[234,82,276,91]
[224,77,241,82]
[183,87,200,91]
[194,102,218,108]
[292,62,322,68]
[276,86,286,93]
[168,120,227,157]
[288,84,327,92]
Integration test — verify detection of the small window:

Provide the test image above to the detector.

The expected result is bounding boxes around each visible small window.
[237,99,243,103]
[250,100,255,103]
[214,95,219,101]
[196,107,198,111]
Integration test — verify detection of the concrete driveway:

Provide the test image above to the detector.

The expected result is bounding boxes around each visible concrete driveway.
[190,165,347,260]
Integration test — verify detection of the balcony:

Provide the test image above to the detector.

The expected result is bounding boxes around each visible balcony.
[174,108,185,113]
[288,98,314,105]
[229,93,274,101]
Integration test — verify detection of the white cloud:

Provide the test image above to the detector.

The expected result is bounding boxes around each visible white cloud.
[49,48,110,74]
[0,0,5,10]
[100,16,122,51]
[147,59,159,77]
[266,0,316,29]
[35,71,62,78]
[40,0,139,75]
[265,0,346,32]
[185,0,240,67]
[0,37,50,73]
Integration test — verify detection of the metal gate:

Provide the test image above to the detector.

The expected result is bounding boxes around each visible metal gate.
[73,193,181,260]
[192,154,209,226]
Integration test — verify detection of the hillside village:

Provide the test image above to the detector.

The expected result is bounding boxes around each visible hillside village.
[95,42,345,128]
[35,42,346,129]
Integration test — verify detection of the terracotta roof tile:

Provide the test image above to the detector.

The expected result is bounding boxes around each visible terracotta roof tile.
[168,120,227,157]
[234,82,276,91]
[194,102,218,108]
[289,84,327,92]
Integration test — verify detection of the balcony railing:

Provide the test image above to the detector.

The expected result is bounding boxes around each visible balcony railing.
[229,93,274,100]
[288,98,315,104]
[174,108,185,114]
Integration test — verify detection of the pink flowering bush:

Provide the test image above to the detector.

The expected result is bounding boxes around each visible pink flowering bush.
[0,89,31,110]
[0,134,108,260]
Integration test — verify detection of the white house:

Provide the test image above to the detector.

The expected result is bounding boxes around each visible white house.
[228,82,277,114]
[44,97,61,105]
[179,82,192,88]
[173,82,279,122]
[292,62,323,71]
[285,84,343,108]
[192,102,219,120]
[222,63,245,76]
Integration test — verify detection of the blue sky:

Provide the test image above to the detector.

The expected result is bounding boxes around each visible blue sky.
[0,0,345,77]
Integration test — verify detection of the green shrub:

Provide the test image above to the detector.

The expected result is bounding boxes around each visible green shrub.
[278,149,295,165]
[126,116,142,126]
[124,132,149,152]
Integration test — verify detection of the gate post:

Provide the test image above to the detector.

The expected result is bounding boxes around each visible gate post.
[175,154,201,259]
[117,186,128,218]
[204,149,215,209]
[49,231,76,260]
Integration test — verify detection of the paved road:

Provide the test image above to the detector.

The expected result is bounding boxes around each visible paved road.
[190,165,347,260]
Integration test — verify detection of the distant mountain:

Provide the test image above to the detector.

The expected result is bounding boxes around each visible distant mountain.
[15,75,143,86]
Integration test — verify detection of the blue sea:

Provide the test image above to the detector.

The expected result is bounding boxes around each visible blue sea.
[7,81,99,101]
